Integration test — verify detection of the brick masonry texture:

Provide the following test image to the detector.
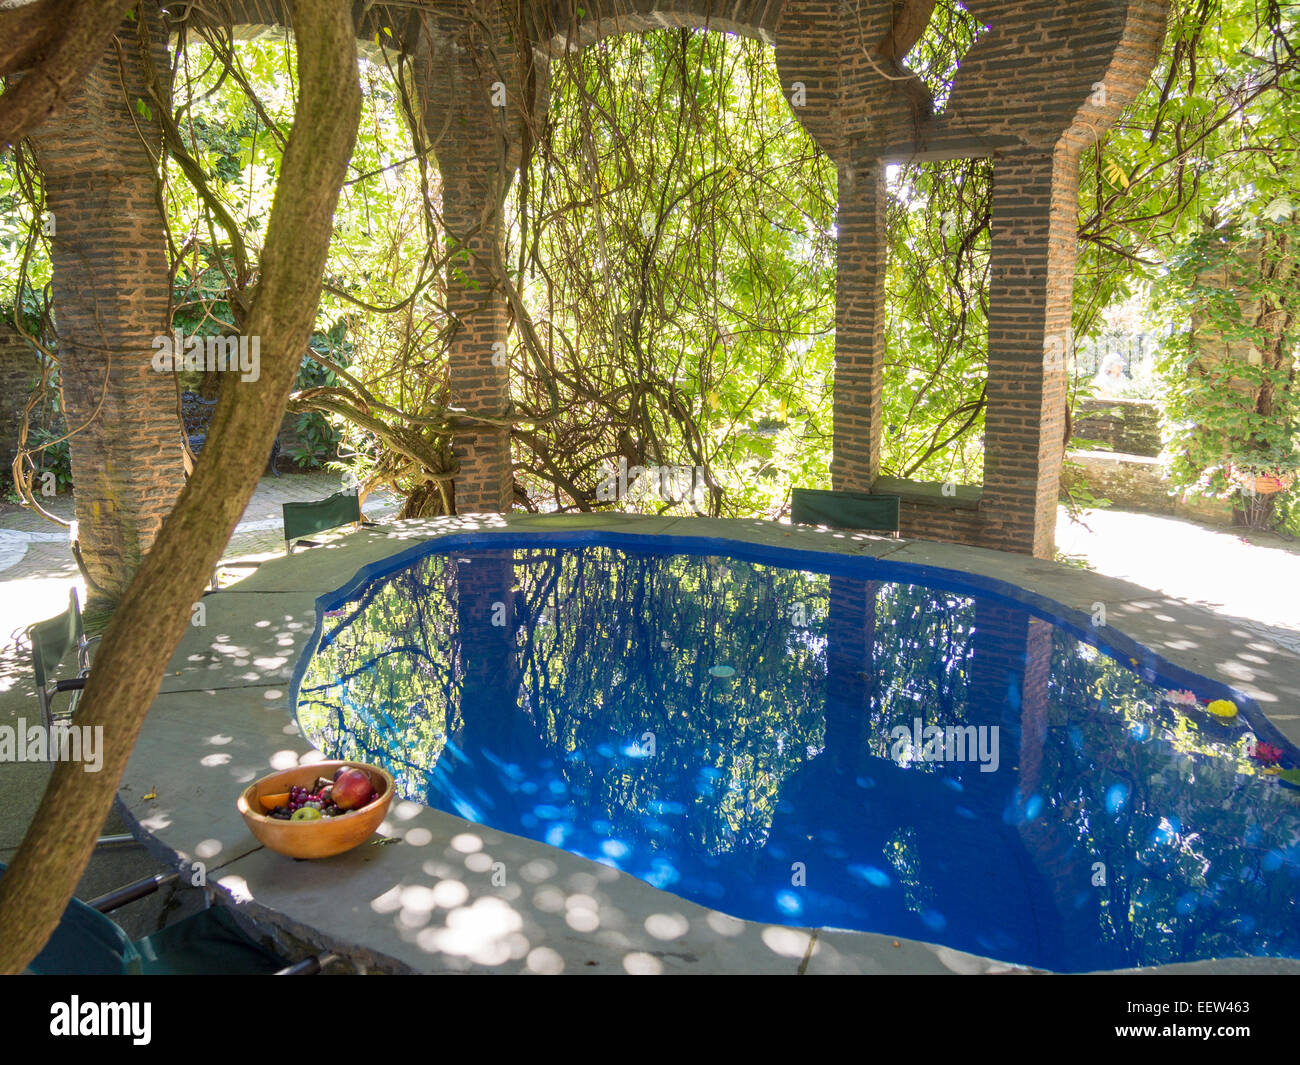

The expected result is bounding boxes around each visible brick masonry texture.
[27,0,1168,561]
[28,5,186,604]
[0,324,40,481]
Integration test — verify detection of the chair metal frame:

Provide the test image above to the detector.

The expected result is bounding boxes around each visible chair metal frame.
[27,588,132,846]
[85,870,341,975]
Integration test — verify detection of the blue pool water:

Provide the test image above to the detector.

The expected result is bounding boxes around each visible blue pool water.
[293,533,1300,972]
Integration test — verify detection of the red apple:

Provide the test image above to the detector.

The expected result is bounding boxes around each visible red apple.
[332,768,374,810]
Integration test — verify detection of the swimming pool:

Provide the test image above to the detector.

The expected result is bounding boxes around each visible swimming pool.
[292,531,1300,972]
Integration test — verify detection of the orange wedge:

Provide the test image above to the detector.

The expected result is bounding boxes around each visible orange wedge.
[260,791,291,813]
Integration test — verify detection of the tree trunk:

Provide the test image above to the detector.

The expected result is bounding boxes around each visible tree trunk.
[0,0,135,149]
[0,0,361,973]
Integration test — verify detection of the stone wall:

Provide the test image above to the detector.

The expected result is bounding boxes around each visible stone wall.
[1071,397,1162,456]
[1065,397,1235,523]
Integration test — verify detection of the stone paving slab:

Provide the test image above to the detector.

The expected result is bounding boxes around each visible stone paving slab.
[210,798,815,974]
[159,592,318,694]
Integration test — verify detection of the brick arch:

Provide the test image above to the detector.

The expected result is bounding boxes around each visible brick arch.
[165,2,411,60]
[527,1,939,161]
[529,1,788,53]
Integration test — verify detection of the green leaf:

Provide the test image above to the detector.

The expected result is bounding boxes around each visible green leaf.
[1261,196,1293,223]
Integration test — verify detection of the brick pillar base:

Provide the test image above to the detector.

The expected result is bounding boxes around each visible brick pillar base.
[30,9,184,605]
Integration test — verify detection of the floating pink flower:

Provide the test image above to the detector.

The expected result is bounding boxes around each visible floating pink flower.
[1163,689,1199,707]
[1251,743,1284,766]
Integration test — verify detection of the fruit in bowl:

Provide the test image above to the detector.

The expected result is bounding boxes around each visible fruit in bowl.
[332,768,376,811]
[237,761,394,859]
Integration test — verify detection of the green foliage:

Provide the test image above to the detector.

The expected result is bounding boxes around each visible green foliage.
[515,29,837,516]
[2,0,1296,523]
[288,326,350,469]
[1077,0,1300,340]
[882,156,990,484]
[26,418,73,494]
[1152,214,1299,516]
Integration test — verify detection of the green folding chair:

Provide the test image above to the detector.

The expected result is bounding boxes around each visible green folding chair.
[4,864,339,975]
[282,488,365,554]
[30,588,96,738]
[212,488,377,589]
[26,589,134,847]
[790,487,902,536]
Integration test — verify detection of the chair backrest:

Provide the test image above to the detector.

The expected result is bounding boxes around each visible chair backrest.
[180,390,218,435]
[29,588,83,692]
[0,864,140,975]
[791,487,901,533]
[282,489,362,547]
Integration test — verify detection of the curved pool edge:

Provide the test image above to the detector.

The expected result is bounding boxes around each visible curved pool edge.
[117,513,1300,975]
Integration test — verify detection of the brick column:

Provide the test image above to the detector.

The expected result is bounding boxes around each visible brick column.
[411,22,516,514]
[830,160,888,492]
[29,9,184,606]
[981,145,1078,558]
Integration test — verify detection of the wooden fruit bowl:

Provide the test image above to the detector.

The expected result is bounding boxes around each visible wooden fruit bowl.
[237,760,395,859]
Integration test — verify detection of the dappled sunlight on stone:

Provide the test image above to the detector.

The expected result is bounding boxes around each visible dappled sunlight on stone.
[370,885,403,914]
[420,896,526,965]
[567,870,599,893]
[706,910,745,936]
[762,926,810,957]
[431,879,469,909]
[564,893,600,932]
[196,838,223,859]
[532,885,565,913]
[519,858,558,882]
[269,749,301,770]
[622,951,663,974]
[451,832,483,853]
[463,851,494,873]
[645,912,690,940]
[526,946,565,974]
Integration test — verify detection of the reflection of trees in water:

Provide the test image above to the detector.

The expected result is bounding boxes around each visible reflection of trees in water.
[511,550,832,857]
[863,584,977,764]
[299,548,840,852]
[299,556,461,805]
[1035,632,1300,965]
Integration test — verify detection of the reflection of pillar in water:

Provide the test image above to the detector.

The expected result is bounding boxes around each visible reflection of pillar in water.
[909,601,1053,963]
[1014,615,1106,966]
[825,576,879,773]
[453,551,520,747]
[967,601,1099,967]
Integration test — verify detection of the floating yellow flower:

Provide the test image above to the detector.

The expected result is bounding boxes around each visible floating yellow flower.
[1207,699,1238,720]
